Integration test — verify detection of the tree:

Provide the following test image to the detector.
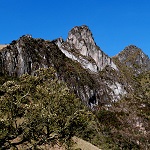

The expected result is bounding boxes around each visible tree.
[0,67,94,149]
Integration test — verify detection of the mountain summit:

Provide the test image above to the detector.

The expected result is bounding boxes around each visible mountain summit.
[56,25,117,72]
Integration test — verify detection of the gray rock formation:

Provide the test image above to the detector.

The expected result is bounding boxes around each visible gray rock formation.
[56,25,117,72]
[0,33,126,107]
[3,26,150,107]
[54,25,127,104]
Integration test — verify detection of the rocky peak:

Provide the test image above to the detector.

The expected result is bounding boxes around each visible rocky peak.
[0,30,128,106]
[114,45,150,75]
[66,25,96,56]
[56,25,117,72]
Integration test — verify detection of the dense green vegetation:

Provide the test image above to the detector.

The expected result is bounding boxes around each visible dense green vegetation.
[0,67,150,150]
[0,68,97,149]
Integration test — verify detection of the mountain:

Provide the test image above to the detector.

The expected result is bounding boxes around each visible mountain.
[0,25,150,149]
[0,26,127,106]
[113,45,150,75]
[0,25,149,107]
[55,25,117,72]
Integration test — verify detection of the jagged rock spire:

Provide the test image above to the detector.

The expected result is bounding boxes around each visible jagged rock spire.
[66,25,96,56]
[57,25,117,72]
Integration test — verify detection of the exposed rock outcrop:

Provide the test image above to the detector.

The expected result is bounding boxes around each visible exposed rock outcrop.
[54,25,127,104]
[0,33,126,107]
[3,26,150,107]
[0,36,52,76]
[0,35,98,105]
[56,25,117,72]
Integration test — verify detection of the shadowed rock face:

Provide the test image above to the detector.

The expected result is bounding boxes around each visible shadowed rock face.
[0,36,55,76]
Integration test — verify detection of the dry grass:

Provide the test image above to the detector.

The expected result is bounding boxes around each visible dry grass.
[41,144,65,150]
[0,44,7,51]
[72,136,101,150]
[39,137,101,150]
[10,136,101,150]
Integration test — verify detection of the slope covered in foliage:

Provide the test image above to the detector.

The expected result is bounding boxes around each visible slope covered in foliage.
[0,68,99,149]
[0,67,149,150]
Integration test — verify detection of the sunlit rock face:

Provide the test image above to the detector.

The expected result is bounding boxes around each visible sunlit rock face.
[54,26,127,104]
[55,37,98,72]
[56,25,117,72]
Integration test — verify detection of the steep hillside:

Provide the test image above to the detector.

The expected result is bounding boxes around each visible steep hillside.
[106,70,150,149]
[0,25,150,149]
[0,26,127,106]
[0,68,102,149]
[0,67,149,150]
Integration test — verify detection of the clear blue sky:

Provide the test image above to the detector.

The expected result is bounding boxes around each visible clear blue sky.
[0,0,150,57]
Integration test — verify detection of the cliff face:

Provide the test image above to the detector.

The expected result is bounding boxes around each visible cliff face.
[0,25,149,107]
[56,25,117,72]
[0,36,55,76]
